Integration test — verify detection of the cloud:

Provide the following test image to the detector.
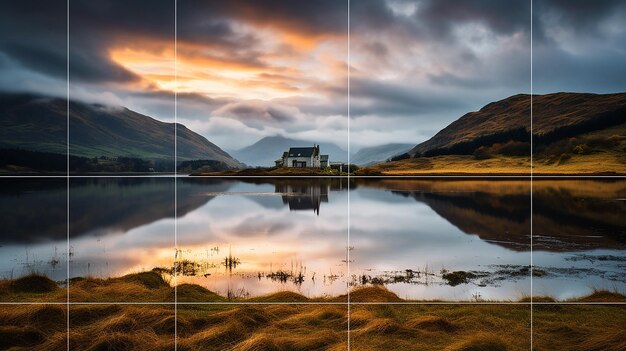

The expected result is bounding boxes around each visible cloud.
[0,0,625,152]
[212,101,299,125]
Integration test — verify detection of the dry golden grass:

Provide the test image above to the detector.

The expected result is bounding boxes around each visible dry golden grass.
[355,153,625,176]
[532,152,626,175]
[355,155,532,176]
[2,273,625,350]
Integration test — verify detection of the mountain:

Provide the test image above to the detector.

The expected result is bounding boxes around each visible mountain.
[356,92,626,175]
[351,143,413,166]
[0,93,243,169]
[409,92,626,157]
[230,135,347,167]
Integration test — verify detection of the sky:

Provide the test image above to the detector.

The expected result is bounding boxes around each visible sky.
[0,0,625,151]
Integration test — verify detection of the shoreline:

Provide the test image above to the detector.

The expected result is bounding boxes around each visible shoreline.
[2,272,624,303]
[2,272,625,350]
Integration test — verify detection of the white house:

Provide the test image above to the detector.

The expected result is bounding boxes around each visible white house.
[275,145,329,168]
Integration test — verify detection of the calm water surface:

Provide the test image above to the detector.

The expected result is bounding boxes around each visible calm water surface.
[0,178,624,300]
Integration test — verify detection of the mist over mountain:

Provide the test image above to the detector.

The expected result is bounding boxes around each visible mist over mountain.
[351,143,414,166]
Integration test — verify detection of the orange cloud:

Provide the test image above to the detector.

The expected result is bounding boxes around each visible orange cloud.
[108,21,346,103]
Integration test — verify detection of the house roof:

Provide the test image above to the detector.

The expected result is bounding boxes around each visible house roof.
[320,155,329,161]
[288,147,317,157]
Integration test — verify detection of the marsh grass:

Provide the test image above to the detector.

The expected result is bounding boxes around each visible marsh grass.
[1,273,624,350]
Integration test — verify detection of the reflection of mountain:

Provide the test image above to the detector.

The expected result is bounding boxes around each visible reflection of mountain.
[276,183,329,215]
[357,179,626,251]
[394,189,531,251]
[0,178,68,243]
[0,178,231,244]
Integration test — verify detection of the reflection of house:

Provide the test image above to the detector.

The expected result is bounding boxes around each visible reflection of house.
[276,183,329,215]
[275,145,329,168]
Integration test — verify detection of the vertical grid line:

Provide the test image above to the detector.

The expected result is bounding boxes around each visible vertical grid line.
[66,0,70,349]
[346,0,351,349]
[530,0,534,349]
[174,0,178,350]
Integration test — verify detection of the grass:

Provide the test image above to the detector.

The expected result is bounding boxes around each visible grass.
[355,155,532,176]
[2,301,624,350]
[355,153,625,176]
[1,273,625,350]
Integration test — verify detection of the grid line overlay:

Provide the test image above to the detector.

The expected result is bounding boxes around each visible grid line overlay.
[66,0,70,349]
[0,1,622,351]
[347,0,351,349]
[174,0,178,350]
[530,0,534,349]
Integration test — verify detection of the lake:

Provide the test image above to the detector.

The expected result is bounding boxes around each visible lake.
[0,177,624,300]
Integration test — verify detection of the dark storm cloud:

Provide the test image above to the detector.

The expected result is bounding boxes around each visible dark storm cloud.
[350,0,531,39]
[0,0,347,89]
[1,0,625,149]
[533,0,626,94]
[416,0,531,38]
[347,0,532,124]
[349,78,468,116]
[0,0,67,81]
[534,0,626,35]
[0,0,174,84]
[351,0,625,116]
[181,0,348,36]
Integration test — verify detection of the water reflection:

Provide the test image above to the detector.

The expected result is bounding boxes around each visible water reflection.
[175,178,349,298]
[278,182,329,215]
[0,178,67,282]
[0,177,623,300]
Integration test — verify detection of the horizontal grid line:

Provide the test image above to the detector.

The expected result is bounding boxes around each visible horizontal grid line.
[1,302,624,305]
[1,175,626,179]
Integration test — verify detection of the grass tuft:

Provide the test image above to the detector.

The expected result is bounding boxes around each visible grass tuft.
[349,285,402,302]
[176,283,226,302]
[118,271,169,289]
[406,315,457,332]
[10,273,58,293]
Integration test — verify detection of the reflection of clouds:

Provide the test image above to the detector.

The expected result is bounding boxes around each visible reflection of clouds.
[177,187,347,265]
[70,217,175,278]
[175,183,348,297]
[350,187,530,274]
[0,242,67,281]
[231,214,293,238]
[5,177,622,300]
[349,187,533,299]
[179,191,347,244]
